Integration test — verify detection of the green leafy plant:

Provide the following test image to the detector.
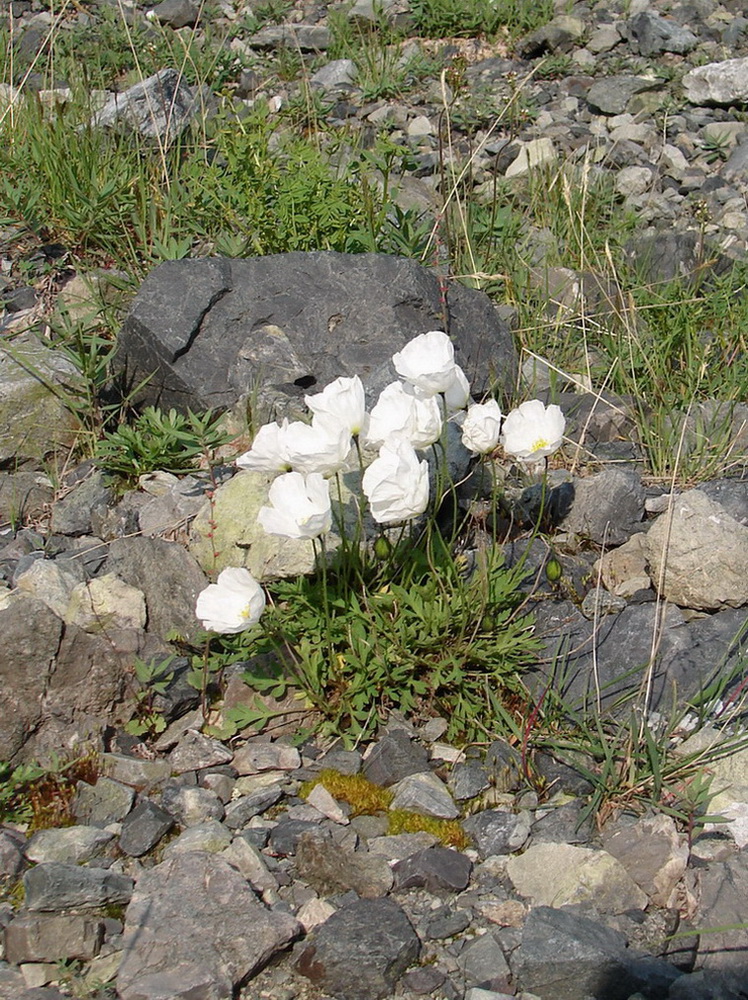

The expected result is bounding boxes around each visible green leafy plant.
[94,406,233,485]
[700,131,732,164]
[239,536,540,744]
[124,655,177,739]
[0,754,99,829]
[409,0,553,39]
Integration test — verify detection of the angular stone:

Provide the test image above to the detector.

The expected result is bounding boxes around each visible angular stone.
[160,784,225,827]
[224,783,284,829]
[100,753,172,788]
[683,56,748,106]
[306,783,349,824]
[362,731,429,787]
[603,815,688,908]
[50,472,112,537]
[462,810,530,859]
[0,332,82,467]
[24,826,114,865]
[65,573,146,632]
[103,536,208,640]
[458,931,511,986]
[505,843,648,912]
[5,913,104,963]
[392,846,472,892]
[116,853,299,1000]
[644,489,748,610]
[168,730,233,773]
[162,819,232,858]
[221,837,278,893]
[628,11,697,56]
[449,760,491,801]
[295,897,420,1000]
[72,777,135,828]
[295,827,394,898]
[587,75,662,115]
[232,741,301,775]
[15,559,85,619]
[368,831,438,861]
[89,68,200,142]
[389,771,458,819]
[117,254,516,418]
[118,800,175,857]
[562,467,645,546]
[24,863,134,912]
[268,818,323,856]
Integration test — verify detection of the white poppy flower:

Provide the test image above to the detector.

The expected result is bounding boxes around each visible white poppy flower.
[195,567,265,634]
[461,399,503,454]
[362,438,429,524]
[283,421,352,477]
[392,331,458,396]
[236,420,292,474]
[364,381,442,451]
[305,375,369,438]
[258,472,332,540]
[501,399,566,462]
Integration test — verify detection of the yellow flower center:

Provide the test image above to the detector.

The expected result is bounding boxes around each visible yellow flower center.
[531,437,550,453]
[239,603,254,620]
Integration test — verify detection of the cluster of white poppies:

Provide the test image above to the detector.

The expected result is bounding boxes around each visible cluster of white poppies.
[195,330,566,633]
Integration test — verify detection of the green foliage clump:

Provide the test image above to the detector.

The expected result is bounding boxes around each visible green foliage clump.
[387,809,469,849]
[300,769,394,816]
[240,536,539,745]
[94,406,232,485]
[0,753,99,831]
[409,0,553,39]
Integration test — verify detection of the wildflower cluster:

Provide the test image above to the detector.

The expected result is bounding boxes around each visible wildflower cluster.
[195,331,565,633]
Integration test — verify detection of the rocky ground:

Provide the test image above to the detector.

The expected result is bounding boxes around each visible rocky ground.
[2,0,748,997]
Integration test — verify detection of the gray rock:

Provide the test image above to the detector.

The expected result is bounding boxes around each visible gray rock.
[116,253,517,417]
[24,826,113,865]
[269,818,321,856]
[624,229,731,287]
[162,819,233,857]
[511,906,630,999]
[160,784,225,826]
[644,489,748,609]
[72,776,135,828]
[587,76,663,115]
[89,68,201,142]
[14,558,85,618]
[116,852,299,1000]
[24,863,134,911]
[561,467,645,546]
[169,730,233,773]
[0,830,26,877]
[392,846,472,892]
[4,912,104,963]
[628,11,697,56]
[425,906,470,939]
[691,853,748,994]
[683,56,748,106]
[295,826,394,898]
[232,741,301,775]
[119,800,175,857]
[0,332,82,467]
[449,760,491,801]
[506,842,648,912]
[462,810,530,859]
[295,897,420,1000]
[102,536,208,639]
[389,771,458,819]
[149,0,200,28]
[0,471,53,526]
[700,479,748,525]
[362,730,430,787]
[517,15,585,57]
[530,600,748,717]
[603,814,688,908]
[249,24,330,51]
[224,783,284,828]
[311,59,357,91]
[458,930,511,986]
[0,597,64,762]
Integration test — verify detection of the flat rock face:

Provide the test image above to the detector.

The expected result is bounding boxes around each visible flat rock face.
[683,56,748,105]
[116,252,517,418]
[116,852,300,1000]
[295,897,420,1000]
[644,489,748,610]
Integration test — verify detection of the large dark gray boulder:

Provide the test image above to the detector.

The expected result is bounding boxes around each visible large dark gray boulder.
[116,252,517,418]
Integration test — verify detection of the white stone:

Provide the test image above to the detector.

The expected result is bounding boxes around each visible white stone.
[505,138,557,178]
[683,56,748,105]
[505,842,648,911]
[15,558,84,619]
[296,897,336,932]
[306,783,349,824]
[65,573,146,631]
